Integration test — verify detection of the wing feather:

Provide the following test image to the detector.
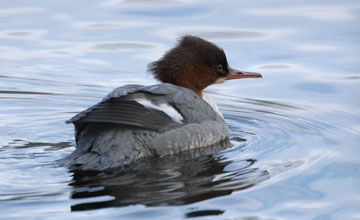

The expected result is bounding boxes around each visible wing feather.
[69,94,183,133]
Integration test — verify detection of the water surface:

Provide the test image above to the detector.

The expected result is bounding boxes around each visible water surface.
[1,0,360,219]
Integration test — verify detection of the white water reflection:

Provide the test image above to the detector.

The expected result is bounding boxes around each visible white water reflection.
[250,62,359,83]
[50,13,72,22]
[156,26,296,41]
[76,58,111,66]
[295,44,340,52]
[92,41,156,50]
[0,29,47,40]
[0,41,162,60]
[244,5,359,21]
[73,21,153,29]
[99,0,191,7]
[0,7,45,16]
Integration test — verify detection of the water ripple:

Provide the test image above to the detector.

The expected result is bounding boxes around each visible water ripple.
[93,42,156,51]
[48,86,353,211]
[68,153,271,210]
[0,0,359,218]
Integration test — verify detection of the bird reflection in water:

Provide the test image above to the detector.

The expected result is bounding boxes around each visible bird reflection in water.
[69,139,270,211]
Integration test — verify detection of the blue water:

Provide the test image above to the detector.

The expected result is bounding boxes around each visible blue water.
[1,0,360,219]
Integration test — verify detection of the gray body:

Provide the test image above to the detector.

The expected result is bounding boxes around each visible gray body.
[62,83,229,170]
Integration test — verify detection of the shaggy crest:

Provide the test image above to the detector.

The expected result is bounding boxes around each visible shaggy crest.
[147,35,229,93]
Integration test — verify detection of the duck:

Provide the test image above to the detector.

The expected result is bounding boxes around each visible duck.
[63,35,261,170]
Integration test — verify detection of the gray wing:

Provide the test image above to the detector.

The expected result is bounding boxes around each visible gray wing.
[67,82,225,139]
[71,97,180,131]
[67,84,186,142]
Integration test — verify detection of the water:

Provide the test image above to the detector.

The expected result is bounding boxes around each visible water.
[1,0,359,219]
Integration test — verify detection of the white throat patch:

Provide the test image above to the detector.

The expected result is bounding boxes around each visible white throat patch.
[202,93,224,118]
[213,77,226,84]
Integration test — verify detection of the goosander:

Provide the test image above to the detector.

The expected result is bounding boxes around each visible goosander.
[63,35,261,170]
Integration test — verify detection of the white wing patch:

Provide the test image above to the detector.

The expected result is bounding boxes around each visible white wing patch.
[202,93,224,119]
[147,85,159,91]
[134,98,184,124]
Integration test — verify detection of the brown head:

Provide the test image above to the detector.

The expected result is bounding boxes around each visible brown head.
[148,35,261,97]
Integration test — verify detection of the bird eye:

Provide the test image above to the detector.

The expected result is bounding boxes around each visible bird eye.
[216,64,223,71]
